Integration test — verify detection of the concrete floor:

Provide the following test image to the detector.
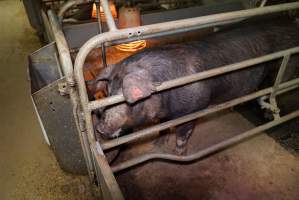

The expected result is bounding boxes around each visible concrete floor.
[116,111,299,200]
[0,1,93,199]
[0,1,298,200]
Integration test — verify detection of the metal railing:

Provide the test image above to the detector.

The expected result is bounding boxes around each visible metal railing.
[50,1,299,199]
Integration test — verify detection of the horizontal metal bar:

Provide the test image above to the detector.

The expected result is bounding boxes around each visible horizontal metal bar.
[100,0,117,31]
[48,10,75,85]
[101,78,299,150]
[88,47,299,111]
[111,109,299,173]
[105,18,244,47]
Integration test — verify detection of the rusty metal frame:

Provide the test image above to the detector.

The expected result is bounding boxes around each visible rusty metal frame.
[47,2,299,199]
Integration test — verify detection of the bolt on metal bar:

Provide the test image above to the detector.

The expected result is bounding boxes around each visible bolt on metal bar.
[111,109,299,173]
[101,78,299,150]
[105,18,243,47]
[88,47,299,111]
[269,54,291,119]
[58,0,93,22]
[100,0,117,31]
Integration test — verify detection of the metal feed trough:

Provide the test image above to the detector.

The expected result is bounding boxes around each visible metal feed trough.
[28,0,299,199]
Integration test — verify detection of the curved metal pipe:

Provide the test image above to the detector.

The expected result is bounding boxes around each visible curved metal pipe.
[111,110,299,173]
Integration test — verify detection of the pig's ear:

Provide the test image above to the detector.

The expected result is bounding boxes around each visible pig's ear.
[94,64,116,81]
[122,69,155,104]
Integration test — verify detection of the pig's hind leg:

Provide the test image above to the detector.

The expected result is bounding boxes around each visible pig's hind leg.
[175,121,196,155]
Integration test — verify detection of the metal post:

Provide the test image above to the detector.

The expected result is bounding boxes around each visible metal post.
[47,10,95,180]
[269,54,290,119]
[96,0,107,68]
[100,0,117,31]
[48,10,75,85]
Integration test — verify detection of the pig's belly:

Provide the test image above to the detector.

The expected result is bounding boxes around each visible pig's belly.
[208,64,266,104]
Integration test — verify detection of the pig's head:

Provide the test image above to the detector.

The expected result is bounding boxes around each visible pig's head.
[92,64,159,139]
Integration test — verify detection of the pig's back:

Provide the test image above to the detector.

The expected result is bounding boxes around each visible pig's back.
[119,16,299,116]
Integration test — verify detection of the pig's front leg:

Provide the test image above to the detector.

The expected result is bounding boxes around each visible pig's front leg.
[175,121,195,155]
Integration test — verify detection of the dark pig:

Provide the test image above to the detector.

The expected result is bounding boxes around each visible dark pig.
[93,16,299,154]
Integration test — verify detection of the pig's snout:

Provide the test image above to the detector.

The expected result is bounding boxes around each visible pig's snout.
[96,103,130,139]
[96,123,122,139]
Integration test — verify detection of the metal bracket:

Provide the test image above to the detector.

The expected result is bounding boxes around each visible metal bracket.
[258,96,280,119]
[58,81,70,95]
[258,54,290,120]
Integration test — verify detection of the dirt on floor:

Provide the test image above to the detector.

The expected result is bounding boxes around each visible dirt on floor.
[0,1,93,200]
[115,111,299,200]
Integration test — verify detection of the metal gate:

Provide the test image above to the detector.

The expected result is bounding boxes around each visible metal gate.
[42,1,299,199]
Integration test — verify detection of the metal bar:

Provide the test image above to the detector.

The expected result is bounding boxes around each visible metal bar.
[269,54,291,119]
[105,18,244,47]
[47,10,95,180]
[92,143,124,200]
[70,88,95,178]
[41,9,54,42]
[260,0,267,7]
[101,78,299,150]
[111,110,299,173]
[88,47,299,111]
[58,0,93,21]
[48,10,75,85]
[100,0,117,31]
[54,2,130,198]
[96,1,107,68]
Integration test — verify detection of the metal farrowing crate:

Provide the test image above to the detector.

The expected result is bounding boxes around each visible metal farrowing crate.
[32,1,299,199]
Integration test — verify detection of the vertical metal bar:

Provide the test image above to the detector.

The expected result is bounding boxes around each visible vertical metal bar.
[96,0,107,68]
[47,10,74,85]
[47,10,95,180]
[100,0,117,31]
[260,0,267,7]
[269,54,290,119]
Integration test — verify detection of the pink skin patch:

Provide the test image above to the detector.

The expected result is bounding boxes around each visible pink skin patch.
[131,86,144,101]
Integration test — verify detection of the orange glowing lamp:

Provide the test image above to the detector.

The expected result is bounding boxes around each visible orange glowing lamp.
[116,5,147,52]
[91,1,117,21]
